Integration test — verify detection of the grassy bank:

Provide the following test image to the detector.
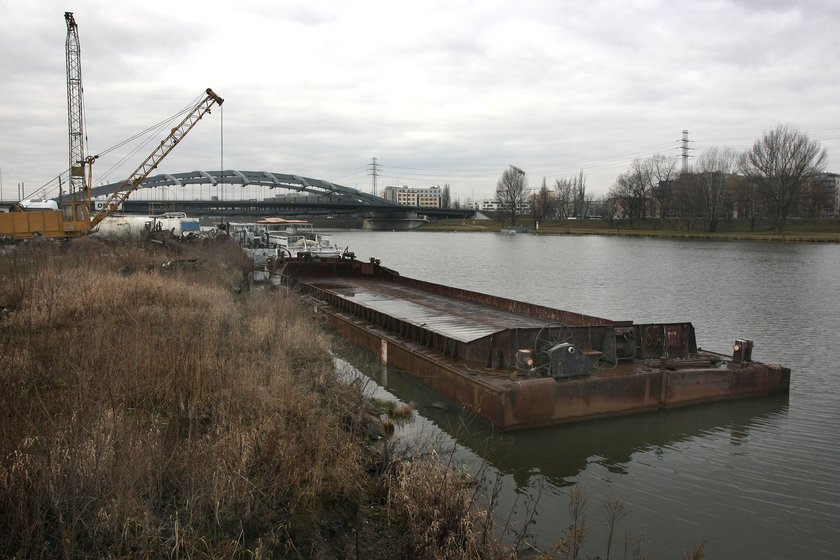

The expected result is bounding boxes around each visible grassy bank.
[0,237,714,559]
[420,217,840,242]
[0,238,506,559]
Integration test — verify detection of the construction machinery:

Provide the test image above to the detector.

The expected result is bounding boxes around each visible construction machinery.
[0,12,223,240]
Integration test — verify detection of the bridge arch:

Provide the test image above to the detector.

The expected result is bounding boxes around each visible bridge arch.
[91,170,396,208]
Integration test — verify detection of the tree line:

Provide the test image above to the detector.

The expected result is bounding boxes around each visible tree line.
[492,124,830,232]
[495,166,595,228]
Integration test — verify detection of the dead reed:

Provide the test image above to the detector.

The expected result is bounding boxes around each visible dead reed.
[0,237,508,559]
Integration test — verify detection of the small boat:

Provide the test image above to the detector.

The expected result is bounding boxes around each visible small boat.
[259,218,343,259]
[269,232,343,259]
[500,226,529,234]
[228,217,345,262]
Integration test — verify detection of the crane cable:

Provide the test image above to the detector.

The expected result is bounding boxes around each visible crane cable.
[219,97,224,200]
[94,92,206,185]
[30,92,206,198]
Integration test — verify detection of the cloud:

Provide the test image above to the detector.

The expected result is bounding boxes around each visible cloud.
[1,0,839,203]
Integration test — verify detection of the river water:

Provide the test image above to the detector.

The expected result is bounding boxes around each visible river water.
[328,231,840,559]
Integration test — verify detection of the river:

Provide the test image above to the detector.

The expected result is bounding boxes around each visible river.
[326,231,840,559]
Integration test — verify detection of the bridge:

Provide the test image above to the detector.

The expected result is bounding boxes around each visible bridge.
[91,170,475,221]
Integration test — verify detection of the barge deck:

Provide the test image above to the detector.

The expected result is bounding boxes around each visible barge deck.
[279,258,791,431]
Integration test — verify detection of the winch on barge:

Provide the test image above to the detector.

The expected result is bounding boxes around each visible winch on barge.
[279,257,791,431]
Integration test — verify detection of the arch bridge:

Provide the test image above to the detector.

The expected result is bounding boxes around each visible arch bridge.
[91,170,474,220]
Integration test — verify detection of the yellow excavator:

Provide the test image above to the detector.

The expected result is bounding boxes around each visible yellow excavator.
[0,12,223,240]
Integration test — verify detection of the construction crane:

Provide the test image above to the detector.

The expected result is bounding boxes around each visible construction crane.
[0,12,223,240]
[64,11,89,201]
[89,88,223,228]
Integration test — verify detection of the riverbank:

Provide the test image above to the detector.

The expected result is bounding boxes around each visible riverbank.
[0,238,509,559]
[419,217,840,242]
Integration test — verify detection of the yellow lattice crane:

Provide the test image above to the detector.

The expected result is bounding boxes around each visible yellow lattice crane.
[0,12,223,240]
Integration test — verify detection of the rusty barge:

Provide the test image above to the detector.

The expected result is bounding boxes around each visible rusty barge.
[279,257,791,431]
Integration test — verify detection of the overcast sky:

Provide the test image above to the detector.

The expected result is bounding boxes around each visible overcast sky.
[2,0,839,202]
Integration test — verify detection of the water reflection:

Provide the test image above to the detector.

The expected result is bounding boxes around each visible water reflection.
[335,341,790,490]
[327,232,840,558]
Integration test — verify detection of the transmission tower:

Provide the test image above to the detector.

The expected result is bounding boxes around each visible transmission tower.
[679,130,694,172]
[367,157,381,196]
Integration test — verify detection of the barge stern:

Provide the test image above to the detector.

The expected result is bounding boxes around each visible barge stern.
[279,258,791,431]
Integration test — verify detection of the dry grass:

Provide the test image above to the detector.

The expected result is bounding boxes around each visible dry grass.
[382,449,507,560]
[0,239,394,558]
[0,236,709,559]
[0,237,512,560]
[0,237,366,558]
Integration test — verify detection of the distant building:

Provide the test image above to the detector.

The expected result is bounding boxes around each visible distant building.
[471,198,531,213]
[803,172,840,218]
[381,185,442,208]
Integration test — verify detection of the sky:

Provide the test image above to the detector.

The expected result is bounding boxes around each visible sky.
[2,0,840,203]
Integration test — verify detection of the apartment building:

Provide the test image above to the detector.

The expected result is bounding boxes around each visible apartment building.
[381,185,442,208]
[471,198,532,213]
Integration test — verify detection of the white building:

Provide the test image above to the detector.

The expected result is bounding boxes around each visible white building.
[381,185,442,208]
[472,198,531,213]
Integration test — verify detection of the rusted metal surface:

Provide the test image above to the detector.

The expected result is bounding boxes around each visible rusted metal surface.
[280,257,792,430]
[396,274,615,327]
[636,322,697,358]
[283,259,621,368]
[319,278,551,341]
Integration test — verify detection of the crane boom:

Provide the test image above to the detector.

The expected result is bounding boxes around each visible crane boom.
[90,88,224,228]
[1,12,223,241]
[64,12,87,199]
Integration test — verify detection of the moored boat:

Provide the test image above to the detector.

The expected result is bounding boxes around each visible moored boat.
[278,257,791,431]
[229,217,346,261]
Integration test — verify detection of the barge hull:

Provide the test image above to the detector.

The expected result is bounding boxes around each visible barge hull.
[322,305,790,430]
[284,259,791,431]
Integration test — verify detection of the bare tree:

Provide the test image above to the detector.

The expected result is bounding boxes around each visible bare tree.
[572,170,587,219]
[740,124,828,232]
[587,195,609,224]
[583,191,594,219]
[608,172,643,227]
[671,173,703,230]
[496,165,529,227]
[628,158,651,220]
[440,184,451,208]
[694,147,739,232]
[608,197,623,226]
[532,177,554,228]
[553,171,588,219]
[609,154,676,227]
[727,175,757,229]
[554,178,573,219]
[647,153,678,223]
